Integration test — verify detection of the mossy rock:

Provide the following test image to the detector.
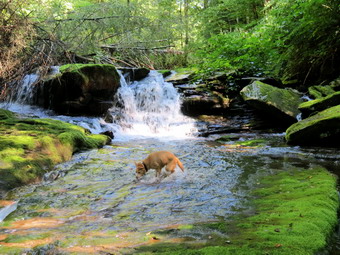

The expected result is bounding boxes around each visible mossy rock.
[240,81,302,125]
[34,64,120,116]
[165,68,196,85]
[0,109,110,192]
[299,91,340,118]
[157,70,172,78]
[118,67,150,81]
[308,85,336,99]
[286,105,340,146]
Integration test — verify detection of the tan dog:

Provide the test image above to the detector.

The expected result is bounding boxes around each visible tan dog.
[135,151,184,180]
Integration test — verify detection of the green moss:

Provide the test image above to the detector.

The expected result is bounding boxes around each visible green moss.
[299,91,340,116]
[157,70,172,78]
[240,81,302,121]
[285,105,340,145]
[308,85,335,99]
[166,68,197,82]
[0,109,110,190]
[132,167,339,255]
[2,233,51,243]
[215,135,238,143]
[59,63,117,74]
[216,137,267,147]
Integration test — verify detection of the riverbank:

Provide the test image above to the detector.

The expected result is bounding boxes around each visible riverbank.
[0,109,110,194]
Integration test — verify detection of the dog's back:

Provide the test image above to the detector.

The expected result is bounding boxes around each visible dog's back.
[144,151,184,171]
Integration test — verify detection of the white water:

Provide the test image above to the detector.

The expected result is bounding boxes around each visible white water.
[109,70,196,140]
[0,69,197,141]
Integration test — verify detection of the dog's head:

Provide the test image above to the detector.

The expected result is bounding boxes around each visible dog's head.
[135,162,147,180]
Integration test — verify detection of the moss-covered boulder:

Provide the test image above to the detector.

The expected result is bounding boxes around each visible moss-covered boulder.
[33,64,120,116]
[165,69,195,85]
[286,105,340,146]
[308,85,336,99]
[240,81,302,124]
[0,109,111,193]
[299,91,340,118]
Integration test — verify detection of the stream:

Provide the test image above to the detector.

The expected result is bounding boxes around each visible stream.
[0,71,339,254]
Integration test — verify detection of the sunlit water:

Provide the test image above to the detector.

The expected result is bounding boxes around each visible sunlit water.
[0,71,340,254]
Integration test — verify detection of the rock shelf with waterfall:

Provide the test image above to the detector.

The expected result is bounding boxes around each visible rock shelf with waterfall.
[0,66,340,254]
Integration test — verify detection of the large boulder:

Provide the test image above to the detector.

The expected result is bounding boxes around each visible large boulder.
[181,92,230,116]
[285,105,340,146]
[240,81,302,124]
[34,64,120,116]
[118,67,150,81]
[299,91,340,118]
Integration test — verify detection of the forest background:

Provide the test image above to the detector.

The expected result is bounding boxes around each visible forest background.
[1,0,339,97]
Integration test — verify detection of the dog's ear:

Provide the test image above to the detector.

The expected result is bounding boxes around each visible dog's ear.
[134,162,138,167]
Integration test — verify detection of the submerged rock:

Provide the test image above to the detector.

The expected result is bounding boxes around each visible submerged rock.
[286,105,340,146]
[240,81,302,124]
[34,64,120,116]
[299,91,340,118]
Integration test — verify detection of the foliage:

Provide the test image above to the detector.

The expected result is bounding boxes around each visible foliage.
[194,0,340,84]
[194,30,274,76]
[1,0,339,91]
[0,0,37,98]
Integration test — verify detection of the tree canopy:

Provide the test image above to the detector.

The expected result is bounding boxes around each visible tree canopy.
[1,0,339,96]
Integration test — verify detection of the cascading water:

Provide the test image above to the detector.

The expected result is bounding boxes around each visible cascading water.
[0,68,196,140]
[109,70,196,139]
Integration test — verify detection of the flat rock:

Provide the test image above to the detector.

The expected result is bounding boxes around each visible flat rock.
[240,81,302,124]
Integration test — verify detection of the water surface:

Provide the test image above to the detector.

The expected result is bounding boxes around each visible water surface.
[1,134,339,254]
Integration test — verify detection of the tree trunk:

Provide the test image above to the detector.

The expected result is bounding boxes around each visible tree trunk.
[184,0,189,45]
[203,0,208,9]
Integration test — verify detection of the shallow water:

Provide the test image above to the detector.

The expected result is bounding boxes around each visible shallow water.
[1,70,339,254]
[1,134,339,254]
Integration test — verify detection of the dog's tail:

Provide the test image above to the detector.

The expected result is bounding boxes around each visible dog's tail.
[176,158,185,172]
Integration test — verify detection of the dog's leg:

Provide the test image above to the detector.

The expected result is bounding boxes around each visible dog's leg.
[155,168,161,178]
[165,160,177,174]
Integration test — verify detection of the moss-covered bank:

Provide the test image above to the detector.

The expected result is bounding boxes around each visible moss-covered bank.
[133,167,339,255]
[0,109,110,192]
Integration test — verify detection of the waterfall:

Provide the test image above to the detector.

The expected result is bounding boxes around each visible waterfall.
[0,68,196,140]
[13,66,60,104]
[109,70,196,139]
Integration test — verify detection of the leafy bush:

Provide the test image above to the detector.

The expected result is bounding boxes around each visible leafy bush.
[194,0,340,84]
